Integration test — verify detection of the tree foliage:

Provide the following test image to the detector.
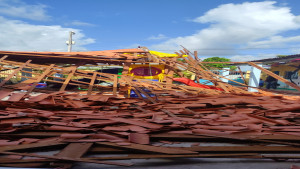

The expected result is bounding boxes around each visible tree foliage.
[202,57,236,70]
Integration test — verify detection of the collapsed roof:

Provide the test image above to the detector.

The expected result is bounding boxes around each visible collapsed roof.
[0,47,300,168]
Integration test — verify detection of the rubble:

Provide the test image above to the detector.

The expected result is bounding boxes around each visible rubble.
[0,48,300,168]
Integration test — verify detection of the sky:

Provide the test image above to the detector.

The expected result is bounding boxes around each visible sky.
[1,0,300,61]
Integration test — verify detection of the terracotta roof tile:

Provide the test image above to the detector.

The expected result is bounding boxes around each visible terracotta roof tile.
[128,133,149,144]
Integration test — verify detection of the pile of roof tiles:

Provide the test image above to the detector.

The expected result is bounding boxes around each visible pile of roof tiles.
[1,48,300,168]
[0,89,300,168]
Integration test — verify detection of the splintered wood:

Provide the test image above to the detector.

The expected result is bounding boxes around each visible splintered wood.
[0,49,300,168]
[0,91,300,168]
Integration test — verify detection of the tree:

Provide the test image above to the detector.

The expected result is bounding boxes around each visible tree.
[202,57,236,70]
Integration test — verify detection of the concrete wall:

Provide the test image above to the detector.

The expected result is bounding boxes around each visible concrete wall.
[270,64,300,89]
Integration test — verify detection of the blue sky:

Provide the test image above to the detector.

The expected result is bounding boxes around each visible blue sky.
[1,0,300,61]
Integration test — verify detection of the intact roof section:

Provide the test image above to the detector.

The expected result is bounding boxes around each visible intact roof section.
[251,54,300,64]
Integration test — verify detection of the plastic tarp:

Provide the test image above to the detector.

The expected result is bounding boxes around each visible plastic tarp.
[173,77,224,91]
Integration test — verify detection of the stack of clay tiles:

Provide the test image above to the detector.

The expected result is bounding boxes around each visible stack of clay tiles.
[0,89,300,168]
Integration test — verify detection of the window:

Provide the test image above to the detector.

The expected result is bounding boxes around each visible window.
[284,71,298,79]
[273,71,279,75]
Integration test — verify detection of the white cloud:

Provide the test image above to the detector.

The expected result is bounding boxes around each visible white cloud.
[229,54,276,62]
[0,0,50,21]
[0,16,95,51]
[147,34,167,40]
[151,1,300,59]
[294,15,300,23]
[247,35,300,48]
[67,20,95,27]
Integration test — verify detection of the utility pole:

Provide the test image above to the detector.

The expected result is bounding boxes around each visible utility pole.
[66,31,75,52]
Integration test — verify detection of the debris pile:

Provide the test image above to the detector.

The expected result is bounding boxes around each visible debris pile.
[0,91,300,168]
[0,48,300,168]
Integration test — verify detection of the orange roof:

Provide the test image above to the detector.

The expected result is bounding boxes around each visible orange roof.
[0,48,146,56]
[0,48,147,65]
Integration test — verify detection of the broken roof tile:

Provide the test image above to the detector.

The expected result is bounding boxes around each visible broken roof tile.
[112,118,163,129]
[60,133,89,139]
[128,133,149,144]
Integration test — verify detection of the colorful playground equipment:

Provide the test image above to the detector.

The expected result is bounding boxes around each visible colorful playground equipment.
[128,64,165,82]
[127,51,184,98]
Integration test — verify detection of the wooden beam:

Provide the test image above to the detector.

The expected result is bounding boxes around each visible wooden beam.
[53,143,93,168]
[121,62,131,75]
[95,142,198,155]
[194,51,199,61]
[165,62,174,89]
[25,64,55,94]
[59,66,77,91]
[0,151,132,167]
[237,66,247,86]
[113,75,118,95]
[0,55,8,62]
[87,72,97,96]
[121,76,142,99]
[0,141,66,152]
[183,54,231,93]
[0,60,31,87]
[87,153,259,160]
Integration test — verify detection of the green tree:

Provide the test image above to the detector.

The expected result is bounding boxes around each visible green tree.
[202,57,236,70]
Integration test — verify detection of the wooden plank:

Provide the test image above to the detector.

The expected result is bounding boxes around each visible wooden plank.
[59,66,76,91]
[87,72,97,96]
[111,117,163,129]
[0,90,12,100]
[248,62,300,91]
[194,50,199,61]
[0,151,132,167]
[0,162,47,168]
[122,62,131,75]
[183,55,231,93]
[96,142,198,155]
[176,55,266,94]
[0,158,54,164]
[237,66,247,85]
[122,76,145,100]
[87,153,259,160]
[122,76,158,103]
[1,60,44,69]
[0,60,31,87]
[165,62,174,89]
[55,143,93,158]
[0,141,66,152]
[26,64,55,94]
[146,52,160,63]
[53,143,93,168]
[0,51,144,63]
[183,146,300,152]
[113,75,118,95]
[192,132,300,146]
[133,85,156,103]
[150,133,300,141]
[7,93,26,102]
[0,131,73,137]
[0,55,8,62]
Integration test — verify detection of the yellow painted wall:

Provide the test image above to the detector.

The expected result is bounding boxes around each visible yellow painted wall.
[270,64,300,77]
